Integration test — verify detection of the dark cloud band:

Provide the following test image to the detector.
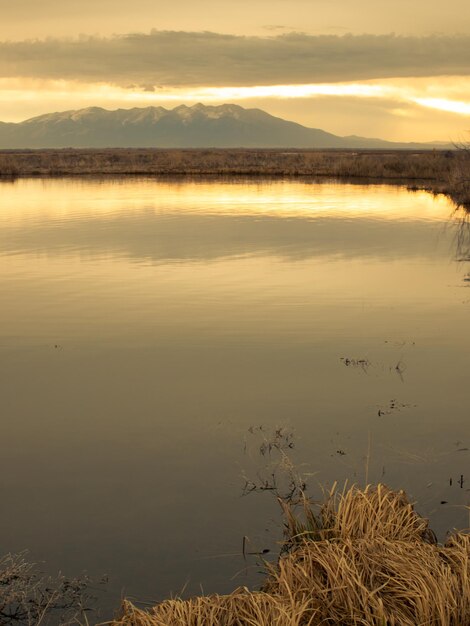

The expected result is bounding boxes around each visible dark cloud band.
[1,31,469,87]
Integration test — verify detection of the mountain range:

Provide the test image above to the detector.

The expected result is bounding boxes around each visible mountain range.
[0,104,449,150]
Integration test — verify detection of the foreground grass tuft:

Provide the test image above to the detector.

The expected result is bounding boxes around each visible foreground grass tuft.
[111,484,470,626]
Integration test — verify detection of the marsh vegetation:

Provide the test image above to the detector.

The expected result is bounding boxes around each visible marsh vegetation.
[0,553,106,625]
[112,484,470,626]
[1,147,468,209]
[0,147,457,179]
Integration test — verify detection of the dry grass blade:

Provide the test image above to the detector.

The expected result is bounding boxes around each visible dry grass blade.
[0,552,105,626]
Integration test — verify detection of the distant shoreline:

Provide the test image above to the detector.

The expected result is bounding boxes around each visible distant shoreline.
[0,148,468,208]
[0,147,456,180]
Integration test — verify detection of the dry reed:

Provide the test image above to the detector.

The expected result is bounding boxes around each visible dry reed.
[110,484,470,626]
[0,148,456,180]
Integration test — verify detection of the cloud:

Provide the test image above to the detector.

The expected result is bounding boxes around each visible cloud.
[0,31,469,88]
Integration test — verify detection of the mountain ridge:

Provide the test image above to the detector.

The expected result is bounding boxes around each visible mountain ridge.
[0,104,451,150]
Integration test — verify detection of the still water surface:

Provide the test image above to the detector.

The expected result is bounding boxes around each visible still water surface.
[0,178,469,616]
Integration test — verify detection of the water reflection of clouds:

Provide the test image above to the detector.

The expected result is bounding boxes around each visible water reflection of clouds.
[0,212,451,264]
[0,178,451,220]
[1,178,469,610]
[0,179,455,265]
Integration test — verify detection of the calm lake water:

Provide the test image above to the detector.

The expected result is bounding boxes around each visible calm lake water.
[1,177,469,617]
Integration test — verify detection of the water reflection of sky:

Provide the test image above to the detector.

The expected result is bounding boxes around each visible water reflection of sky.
[0,178,468,619]
[0,179,454,261]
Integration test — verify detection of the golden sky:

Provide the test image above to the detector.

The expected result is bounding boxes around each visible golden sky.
[1,0,469,141]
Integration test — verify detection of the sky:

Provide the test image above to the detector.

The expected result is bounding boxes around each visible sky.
[0,0,469,141]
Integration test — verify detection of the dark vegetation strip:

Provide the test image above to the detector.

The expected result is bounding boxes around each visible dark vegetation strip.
[0,148,469,207]
[0,148,456,179]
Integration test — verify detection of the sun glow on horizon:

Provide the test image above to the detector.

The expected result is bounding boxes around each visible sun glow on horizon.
[411,97,470,116]
[1,77,469,113]
[0,78,390,109]
[0,76,468,141]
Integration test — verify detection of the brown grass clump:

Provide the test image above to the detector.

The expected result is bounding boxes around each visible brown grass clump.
[114,593,312,626]
[111,484,470,626]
